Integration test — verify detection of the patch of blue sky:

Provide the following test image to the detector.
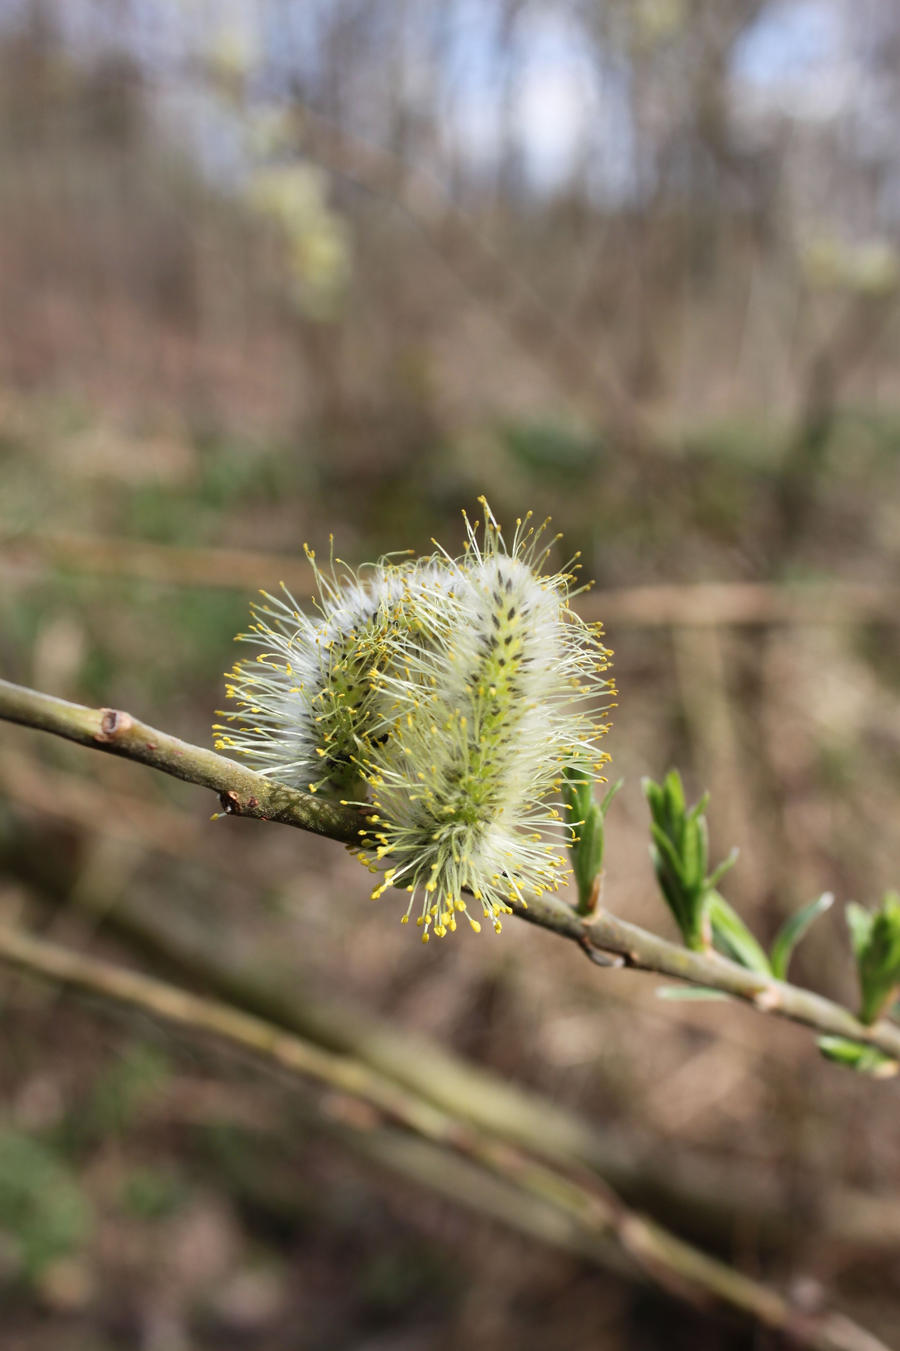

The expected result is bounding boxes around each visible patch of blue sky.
[732,0,844,86]
[448,2,636,201]
[731,0,856,124]
[257,0,325,97]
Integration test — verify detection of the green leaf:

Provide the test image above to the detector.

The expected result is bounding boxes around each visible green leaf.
[641,776,663,820]
[708,893,772,975]
[847,892,900,1024]
[817,1036,898,1077]
[563,767,588,816]
[563,761,592,802]
[649,823,690,888]
[845,901,874,960]
[681,815,704,891]
[573,810,600,900]
[770,892,834,981]
[662,769,685,819]
[643,771,737,951]
[706,847,739,892]
[565,767,622,915]
[575,808,596,863]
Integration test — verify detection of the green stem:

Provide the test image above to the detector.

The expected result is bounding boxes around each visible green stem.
[0,677,361,842]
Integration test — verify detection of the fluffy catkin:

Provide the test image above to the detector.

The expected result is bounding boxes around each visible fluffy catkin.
[358,503,614,940]
[214,550,422,797]
[217,503,614,941]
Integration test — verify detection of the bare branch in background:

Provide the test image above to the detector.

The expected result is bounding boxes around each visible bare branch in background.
[5,532,900,626]
[0,922,889,1351]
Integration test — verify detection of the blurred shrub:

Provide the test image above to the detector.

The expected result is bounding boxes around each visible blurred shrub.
[502,419,599,481]
[0,1128,92,1279]
[246,163,350,320]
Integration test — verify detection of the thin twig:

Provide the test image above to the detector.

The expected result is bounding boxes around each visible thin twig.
[2,677,899,1062]
[515,894,900,1062]
[0,923,887,1351]
[5,532,900,626]
[0,677,361,843]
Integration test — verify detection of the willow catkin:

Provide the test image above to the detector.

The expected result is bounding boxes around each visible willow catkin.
[217,503,614,941]
[359,503,614,939]
[214,548,420,797]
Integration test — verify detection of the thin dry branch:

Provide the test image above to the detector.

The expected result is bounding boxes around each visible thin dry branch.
[6,531,900,627]
[2,676,899,1062]
[0,922,888,1351]
[5,754,897,1254]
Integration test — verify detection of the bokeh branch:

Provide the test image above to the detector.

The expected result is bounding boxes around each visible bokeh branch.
[7,531,900,628]
[3,677,899,1063]
[289,104,656,455]
[0,922,888,1351]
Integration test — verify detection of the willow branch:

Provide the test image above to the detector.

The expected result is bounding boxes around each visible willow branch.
[0,677,361,843]
[0,924,886,1351]
[2,677,899,1062]
[512,895,900,1062]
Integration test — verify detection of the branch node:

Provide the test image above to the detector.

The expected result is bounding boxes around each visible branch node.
[95,708,134,742]
[578,933,625,968]
[219,789,242,815]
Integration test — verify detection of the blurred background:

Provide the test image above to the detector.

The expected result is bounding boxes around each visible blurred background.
[2,1,900,1347]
